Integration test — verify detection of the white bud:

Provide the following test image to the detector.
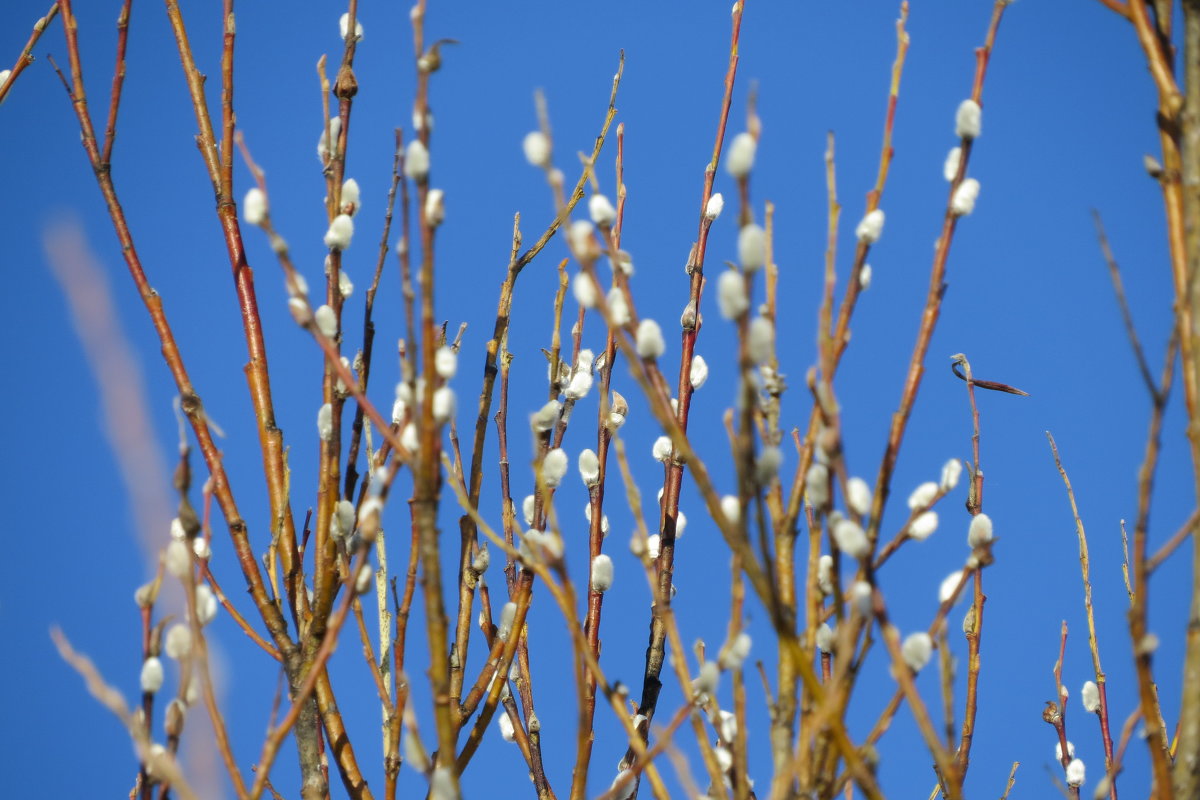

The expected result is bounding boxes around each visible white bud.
[565,370,593,400]
[583,504,610,535]
[497,711,516,742]
[400,422,418,452]
[471,541,490,574]
[195,584,218,626]
[738,224,766,272]
[170,517,186,540]
[846,477,871,517]
[429,767,458,800]
[747,316,774,364]
[1066,758,1085,788]
[860,264,873,290]
[720,495,741,525]
[941,458,963,491]
[610,250,634,276]
[403,732,429,773]
[242,187,267,225]
[324,214,354,250]
[523,130,551,167]
[432,386,455,423]
[855,209,885,244]
[675,511,688,537]
[717,709,737,743]
[317,403,334,441]
[943,146,962,182]
[314,304,337,339]
[818,554,835,595]
[717,270,748,319]
[705,193,725,221]
[1082,680,1101,714]
[646,534,661,559]
[939,570,966,604]
[725,132,757,178]
[850,581,873,616]
[755,446,783,483]
[404,139,430,180]
[606,287,631,326]
[589,194,617,227]
[591,554,614,593]
[719,631,752,671]
[968,513,994,548]
[636,319,666,359]
[164,623,193,660]
[955,99,982,140]
[579,449,600,486]
[1057,740,1076,761]
[806,463,830,508]
[434,346,457,379]
[651,435,675,463]
[331,499,356,539]
[164,539,191,578]
[339,12,363,41]
[542,448,568,487]
[714,745,733,773]
[340,178,361,215]
[568,219,596,257]
[141,657,165,693]
[833,519,869,559]
[908,481,939,510]
[816,623,835,654]
[337,269,354,299]
[521,495,536,527]
[572,271,598,308]
[901,631,933,672]
[951,178,980,217]
[424,188,445,226]
[531,400,560,433]
[909,511,938,541]
[693,660,720,699]
[689,355,709,389]
[353,563,373,594]
[610,770,636,800]
[497,601,518,641]
[317,116,342,162]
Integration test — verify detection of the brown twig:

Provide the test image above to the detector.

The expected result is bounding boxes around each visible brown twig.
[0,2,59,105]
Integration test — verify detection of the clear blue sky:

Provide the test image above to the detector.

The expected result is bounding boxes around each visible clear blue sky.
[1,1,1191,798]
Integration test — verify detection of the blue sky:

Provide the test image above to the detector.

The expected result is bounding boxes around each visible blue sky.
[0,1,1192,798]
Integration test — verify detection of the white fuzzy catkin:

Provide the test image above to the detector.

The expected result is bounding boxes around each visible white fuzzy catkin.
[195,584,218,625]
[747,316,774,364]
[404,139,430,180]
[610,770,637,800]
[591,554,614,593]
[471,541,490,574]
[855,209,885,244]
[432,386,455,423]
[589,194,617,227]
[521,495,536,527]
[317,403,334,441]
[1082,680,1101,713]
[542,448,569,487]
[967,513,994,548]
[164,539,191,578]
[806,463,830,509]
[584,504,610,535]
[497,711,516,742]
[636,319,666,359]
[324,214,354,251]
[606,287,631,326]
[859,264,873,290]
[141,657,165,693]
[676,511,688,537]
[690,354,709,389]
[816,623,835,654]
[652,436,673,463]
[1066,758,1086,788]
[523,131,551,167]
[338,269,354,299]
[720,495,741,525]
[429,767,458,800]
[738,224,767,272]
[834,519,870,559]
[579,449,600,486]
[193,536,210,560]
[909,511,938,541]
[531,400,560,433]
[719,631,752,670]
[242,187,267,225]
[568,219,595,256]
[317,116,342,162]
[705,192,725,221]
[315,304,338,338]
[938,570,965,604]
[354,564,373,594]
[340,178,361,214]
[908,481,939,510]
[941,458,963,491]
[955,99,982,139]
[850,581,873,616]
[902,632,933,672]
[565,370,593,400]
[165,623,192,660]
[943,146,962,182]
[1057,740,1076,761]
[339,12,363,40]
[756,446,783,484]
[330,499,355,539]
[846,477,871,517]
[401,423,418,452]
[951,178,980,216]
[424,188,445,226]
[646,533,661,559]
[717,709,737,743]
[434,346,457,379]
[726,131,757,178]
[572,271,598,308]
[717,270,749,319]
[693,661,720,699]
[497,601,518,641]
[818,554,834,595]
